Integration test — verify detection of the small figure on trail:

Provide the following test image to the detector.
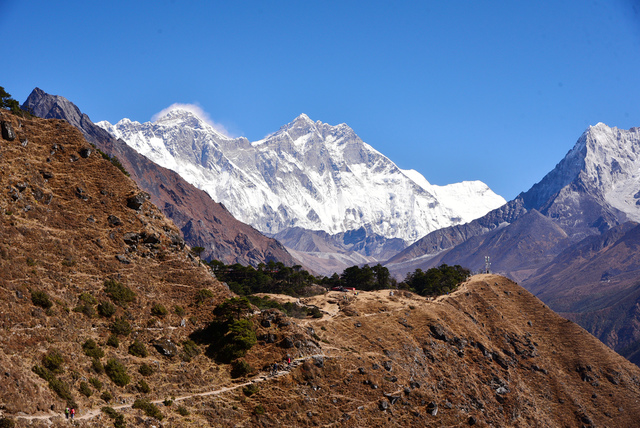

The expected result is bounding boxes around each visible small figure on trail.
[70,408,75,419]
[287,355,291,365]
[65,407,70,419]
[272,362,278,376]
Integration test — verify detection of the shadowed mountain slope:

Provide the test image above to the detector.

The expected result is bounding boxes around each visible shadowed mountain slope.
[22,87,296,267]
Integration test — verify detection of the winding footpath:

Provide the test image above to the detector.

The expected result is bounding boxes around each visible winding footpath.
[13,353,328,424]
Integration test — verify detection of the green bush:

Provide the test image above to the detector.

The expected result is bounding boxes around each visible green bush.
[31,290,53,309]
[163,398,173,406]
[230,359,252,378]
[254,404,265,415]
[79,381,92,397]
[195,288,215,305]
[104,279,135,307]
[100,391,113,403]
[110,317,132,336]
[89,377,102,390]
[138,363,155,376]
[403,264,470,296]
[219,319,257,361]
[42,350,64,373]
[73,303,96,318]
[106,334,119,348]
[181,339,200,362]
[79,292,97,305]
[132,398,163,420]
[98,301,117,318]
[150,303,168,317]
[174,305,185,316]
[82,339,105,359]
[128,339,148,358]
[92,358,105,374]
[137,379,151,394]
[176,406,189,416]
[114,414,126,428]
[101,406,118,418]
[105,359,130,387]
[33,365,75,405]
[243,383,259,396]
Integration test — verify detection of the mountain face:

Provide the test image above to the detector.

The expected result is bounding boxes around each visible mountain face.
[97,111,505,245]
[22,88,296,267]
[386,122,640,366]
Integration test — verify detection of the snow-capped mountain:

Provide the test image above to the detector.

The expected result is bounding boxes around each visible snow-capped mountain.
[97,110,505,243]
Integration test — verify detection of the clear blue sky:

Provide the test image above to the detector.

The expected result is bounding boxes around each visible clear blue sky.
[2,0,639,200]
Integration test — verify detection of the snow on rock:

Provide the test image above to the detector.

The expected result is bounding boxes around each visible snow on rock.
[97,110,506,243]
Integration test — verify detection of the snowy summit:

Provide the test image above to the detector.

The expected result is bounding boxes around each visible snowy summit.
[97,111,506,243]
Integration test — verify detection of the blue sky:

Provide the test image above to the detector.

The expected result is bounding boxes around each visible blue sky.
[2,0,639,200]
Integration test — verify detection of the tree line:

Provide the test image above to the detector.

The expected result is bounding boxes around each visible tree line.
[207,259,469,298]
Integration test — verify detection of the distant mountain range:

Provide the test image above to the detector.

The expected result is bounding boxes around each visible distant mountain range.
[386,123,640,365]
[96,111,505,249]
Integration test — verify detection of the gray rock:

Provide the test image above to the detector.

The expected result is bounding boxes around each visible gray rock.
[427,401,438,416]
[1,121,16,141]
[116,254,131,264]
[127,192,149,210]
[379,400,389,411]
[123,232,141,245]
[79,147,92,158]
[153,338,178,357]
[108,215,123,226]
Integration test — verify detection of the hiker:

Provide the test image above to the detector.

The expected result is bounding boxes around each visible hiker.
[70,408,75,419]
[272,362,278,375]
[65,407,69,419]
[287,356,291,365]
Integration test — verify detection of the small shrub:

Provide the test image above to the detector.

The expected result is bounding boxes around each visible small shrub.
[105,359,130,387]
[0,417,16,428]
[176,406,189,416]
[92,358,104,374]
[181,339,200,362]
[26,257,36,266]
[174,305,185,316]
[100,391,113,403]
[150,303,168,317]
[137,379,151,394]
[243,383,259,396]
[132,398,163,420]
[114,414,126,428]
[106,334,119,348]
[128,339,148,358]
[78,292,97,305]
[195,289,214,305]
[254,404,265,415]
[79,381,92,397]
[230,359,252,378]
[31,290,53,309]
[97,301,117,318]
[101,406,118,418]
[104,279,135,307]
[138,363,155,376]
[163,398,173,407]
[89,377,102,390]
[82,339,105,359]
[110,317,132,336]
[42,350,64,373]
[74,303,96,318]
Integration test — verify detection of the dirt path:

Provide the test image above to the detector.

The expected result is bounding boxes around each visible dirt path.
[14,353,329,423]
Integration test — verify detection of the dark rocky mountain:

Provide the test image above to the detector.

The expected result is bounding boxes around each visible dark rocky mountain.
[386,123,640,366]
[22,88,296,267]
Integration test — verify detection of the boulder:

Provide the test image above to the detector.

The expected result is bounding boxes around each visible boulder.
[108,215,123,226]
[153,338,178,358]
[78,147,92,158]
[1,121,16,141]
[127,192,150,210]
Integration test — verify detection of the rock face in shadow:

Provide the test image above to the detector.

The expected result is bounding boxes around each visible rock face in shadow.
[22,87,296,267]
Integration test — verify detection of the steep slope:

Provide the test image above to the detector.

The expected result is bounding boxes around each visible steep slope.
[22,88,296,267]
[97,111,505,245]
